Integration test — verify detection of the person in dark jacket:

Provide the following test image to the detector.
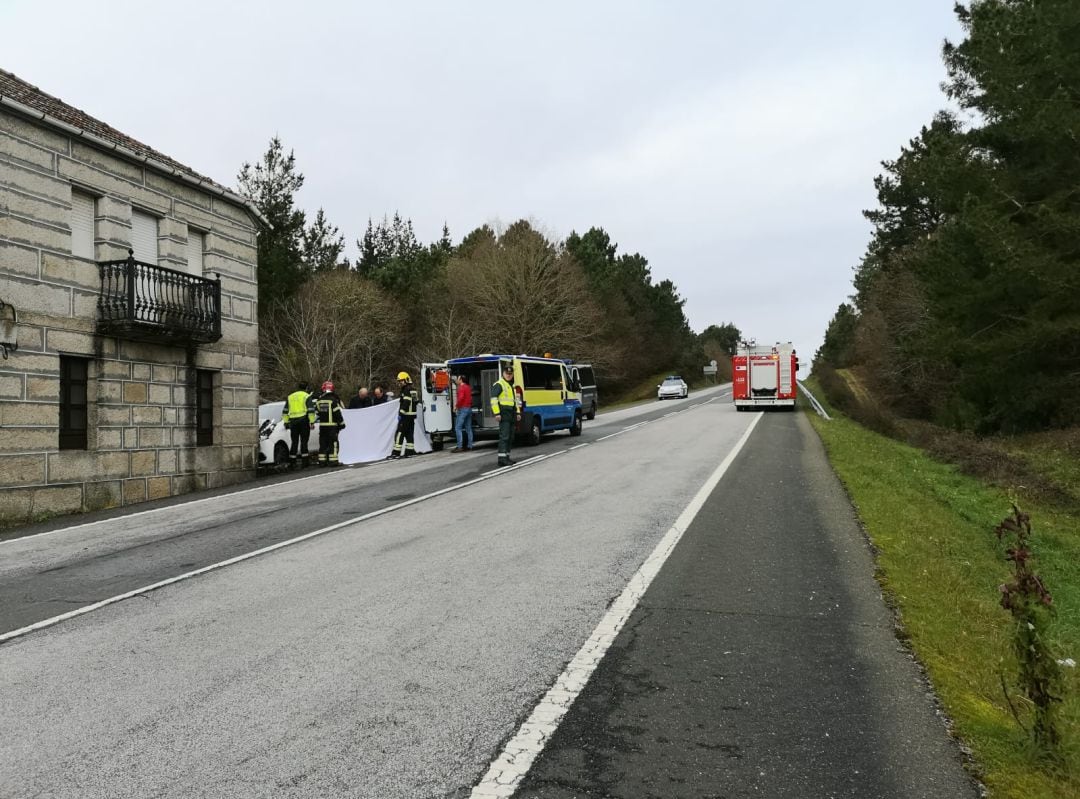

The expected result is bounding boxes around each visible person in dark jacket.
[372,385,388,405]
[348,386,373,409]
[313,380,346,466]
[391,372,419,458]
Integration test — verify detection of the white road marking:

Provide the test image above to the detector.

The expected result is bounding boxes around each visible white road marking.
[479,450,565,477]
[6,394,730,547]
[0,469,332,546]
[470,411,763,798]
[0,398,727,645]
[0,449,564,645]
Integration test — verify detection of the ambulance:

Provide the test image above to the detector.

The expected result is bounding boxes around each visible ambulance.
[732,341,799,411]
[420,354,584,449]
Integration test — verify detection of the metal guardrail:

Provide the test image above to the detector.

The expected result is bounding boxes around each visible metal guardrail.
[97,251,222,344]
[797,381,831,420]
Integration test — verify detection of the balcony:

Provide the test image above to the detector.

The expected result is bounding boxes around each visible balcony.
[97,252,222,344]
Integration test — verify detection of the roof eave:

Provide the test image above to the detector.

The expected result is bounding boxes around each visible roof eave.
[0,93,270,229]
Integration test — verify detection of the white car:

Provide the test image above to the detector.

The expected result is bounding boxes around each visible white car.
[657,375,688,400]
[258,401,317,468]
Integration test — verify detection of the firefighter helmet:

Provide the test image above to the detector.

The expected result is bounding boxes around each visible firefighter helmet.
[321,381,334,392]
[397,371,411,381]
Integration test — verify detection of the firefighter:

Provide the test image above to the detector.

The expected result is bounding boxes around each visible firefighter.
[491,362,522,467]
[313,380,346,466]
[391,371,419,458]
[281,381,316,468]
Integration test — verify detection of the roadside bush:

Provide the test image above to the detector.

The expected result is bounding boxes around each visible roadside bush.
[995,506,1064,756]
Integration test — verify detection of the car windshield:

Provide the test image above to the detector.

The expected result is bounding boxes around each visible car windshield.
[662,379,682,386]
[258,402,280,421]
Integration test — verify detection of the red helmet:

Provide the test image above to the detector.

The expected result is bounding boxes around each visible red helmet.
[321,381,334,392]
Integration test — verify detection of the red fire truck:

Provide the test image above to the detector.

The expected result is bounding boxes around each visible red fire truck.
[732,341,799,411]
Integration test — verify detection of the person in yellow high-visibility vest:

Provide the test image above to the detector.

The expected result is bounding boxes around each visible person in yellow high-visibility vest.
[281,381,316,468]
[491,363,522,467]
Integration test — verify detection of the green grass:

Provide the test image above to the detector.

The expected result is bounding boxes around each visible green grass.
[802,378,1080,798]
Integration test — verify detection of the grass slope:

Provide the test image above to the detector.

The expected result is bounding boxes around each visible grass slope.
[803,378,1079,798]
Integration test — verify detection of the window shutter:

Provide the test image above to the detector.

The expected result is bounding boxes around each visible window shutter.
[186,231,205,276]
[71,191,95,259]
[131,210,158,263]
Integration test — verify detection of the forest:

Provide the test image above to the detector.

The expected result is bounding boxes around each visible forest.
[236,141,741,402]
[815,0,1079,435]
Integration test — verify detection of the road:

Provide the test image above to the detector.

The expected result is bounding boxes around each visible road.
[0,387,977,798]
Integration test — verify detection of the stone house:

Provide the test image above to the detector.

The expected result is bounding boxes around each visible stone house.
[0,69,262,526]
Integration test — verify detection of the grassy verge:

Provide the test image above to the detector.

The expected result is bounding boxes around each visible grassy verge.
[802,378,1080,798]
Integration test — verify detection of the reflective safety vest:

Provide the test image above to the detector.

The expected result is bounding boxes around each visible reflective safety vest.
[315,394,344,427]
[490,377,521,415]
[283,390,315,423]
[398,386,418,417]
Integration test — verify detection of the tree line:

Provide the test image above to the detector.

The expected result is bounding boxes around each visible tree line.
[237,137,742,402]
[815,0,1079,434]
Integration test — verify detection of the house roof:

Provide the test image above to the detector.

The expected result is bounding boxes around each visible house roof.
[0,68,264,225]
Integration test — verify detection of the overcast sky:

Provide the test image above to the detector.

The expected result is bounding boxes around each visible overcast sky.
[4,1,963,365]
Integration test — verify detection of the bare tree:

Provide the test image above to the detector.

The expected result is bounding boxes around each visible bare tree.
[259,271,402,399]
[411,303,486,365]
[446,221,604,358]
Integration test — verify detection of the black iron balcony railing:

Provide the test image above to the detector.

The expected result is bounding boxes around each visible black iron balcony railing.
[97,251,222,344]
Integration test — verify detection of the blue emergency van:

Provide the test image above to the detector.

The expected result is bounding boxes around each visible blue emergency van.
[420,354,584,448]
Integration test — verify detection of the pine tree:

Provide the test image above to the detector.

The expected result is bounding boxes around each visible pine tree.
[302,208,346,272]
[237,136,307,311]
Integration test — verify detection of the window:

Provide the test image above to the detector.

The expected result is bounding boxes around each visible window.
[522,361,563,390]
[71,191,95,260]
[186,230,205,277]
[195,370,214,446]
[59,356,89,450]
[131,209,158,264]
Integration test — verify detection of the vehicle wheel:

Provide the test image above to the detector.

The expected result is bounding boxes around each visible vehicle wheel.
[273,441,289,466]
[569,412,582,437]
[586,403,596,421]
[683,391,689,399]
[528,418,542,446]
[431,436,444,451]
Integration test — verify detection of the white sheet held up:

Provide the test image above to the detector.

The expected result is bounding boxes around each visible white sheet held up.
[338,403,432,465]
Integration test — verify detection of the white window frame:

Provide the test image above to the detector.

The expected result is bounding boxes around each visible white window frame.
[71,190,95,260]
[131,209,159,264]
[185,229,205,277]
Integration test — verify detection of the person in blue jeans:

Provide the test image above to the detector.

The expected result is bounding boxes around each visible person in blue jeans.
[452,374,474,452]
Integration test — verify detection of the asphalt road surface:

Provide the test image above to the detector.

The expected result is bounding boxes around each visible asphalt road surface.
[0,387,977,798]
